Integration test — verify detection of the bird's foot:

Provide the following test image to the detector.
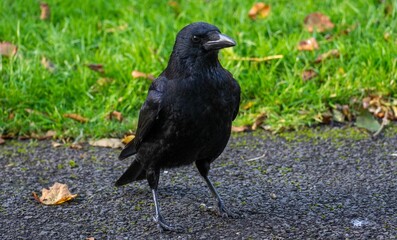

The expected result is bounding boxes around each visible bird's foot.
[153,216,184,232]
[217,201,241,219]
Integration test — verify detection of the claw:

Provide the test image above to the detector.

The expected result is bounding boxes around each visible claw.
[154,215,185,232]
[217,201,241,219]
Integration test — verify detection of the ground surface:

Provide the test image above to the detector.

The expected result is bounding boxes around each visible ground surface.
[1,128,396,239]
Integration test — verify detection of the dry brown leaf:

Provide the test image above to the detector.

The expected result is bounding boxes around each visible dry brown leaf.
[33,182,77,205]
[0,42,18,57]
[45,130,56,138]
[41,57,56,72]
[40,3,50,20]
[297,37,319,51]
[109,111,123,122]
[362,95,397,121]
[52,141,63,148]
[231,125,251,133]
[227,55,283,62]
[0,137,5,145]
[30,130,56,140]
[168,1,181,15]
[70,143,83,149]
[304,12,335,32]
[302,69,318,81]
[8,112,15,120]
[315,49,340,63]
[314,110,333,124]
[248,2,271,20]
[131,70,155,80]
[252,113,267,130]
[89,138,123,149]
[122,135,135,144]
[63,113,88,123]
[342,105,353,122]
[86,64,105,74]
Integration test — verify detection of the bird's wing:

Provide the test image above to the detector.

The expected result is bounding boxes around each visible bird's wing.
[119,77,166,160]
[232,79,241,121]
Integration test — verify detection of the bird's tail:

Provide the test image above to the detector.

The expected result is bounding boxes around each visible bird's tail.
[119,140,137,160]
[115,159,146,186]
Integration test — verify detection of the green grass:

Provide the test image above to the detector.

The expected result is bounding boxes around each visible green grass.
[1,0,396,138]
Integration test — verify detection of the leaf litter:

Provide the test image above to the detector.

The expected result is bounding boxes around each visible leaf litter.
[33,182,77,205]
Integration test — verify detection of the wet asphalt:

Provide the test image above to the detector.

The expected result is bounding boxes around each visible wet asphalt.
[0,127,396,239]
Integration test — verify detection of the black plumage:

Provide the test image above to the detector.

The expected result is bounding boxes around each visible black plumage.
[116,22,240,231]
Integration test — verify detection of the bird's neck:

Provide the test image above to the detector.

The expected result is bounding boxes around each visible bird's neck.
[163,52,220,79]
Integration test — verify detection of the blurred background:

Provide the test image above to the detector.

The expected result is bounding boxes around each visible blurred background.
[0,0,396,139]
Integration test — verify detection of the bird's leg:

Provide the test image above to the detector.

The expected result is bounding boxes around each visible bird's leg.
[146,169,184,232]
[196,160,239,218]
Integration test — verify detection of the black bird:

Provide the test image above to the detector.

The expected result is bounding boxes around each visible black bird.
[116,22,241,231]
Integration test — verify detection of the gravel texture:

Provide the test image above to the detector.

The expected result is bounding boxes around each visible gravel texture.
[1,129,396,239]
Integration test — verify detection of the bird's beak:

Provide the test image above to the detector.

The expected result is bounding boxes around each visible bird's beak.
[203,33,236,51]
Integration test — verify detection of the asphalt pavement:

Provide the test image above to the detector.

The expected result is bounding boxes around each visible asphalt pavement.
[1,127,396,239]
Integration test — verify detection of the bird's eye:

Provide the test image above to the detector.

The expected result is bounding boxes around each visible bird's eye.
[191,35,200,43]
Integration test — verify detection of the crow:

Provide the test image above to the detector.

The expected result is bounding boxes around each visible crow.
[116,22,241,231]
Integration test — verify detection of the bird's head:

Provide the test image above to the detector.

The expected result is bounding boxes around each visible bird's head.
[163,22,236,78]
[169,22,236,65]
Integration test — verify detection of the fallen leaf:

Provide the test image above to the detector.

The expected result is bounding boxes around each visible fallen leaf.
[86,64,105,74]
[0,137,5,145]
[89,138,123,149]
[131,70,155,80]
[362,95,397,121]
[227,55,284,62]
[231,125,251,133]
[314,110,333,124]
[168,1,181,15]
[41,57,56,72]
[248,2,271,20]
[31,131,55,140]
[122,135,135,145]
[70,143,83,150]
[332,108,345,123]
[362,97,371,109]
[8,112,15,120]
[96,77,113,86]
[32,182,77,205]
[63,113,88,123]
[302,69,318,81]
[252,113,267,130]
[297,37,319,51]
[52,141,63,148]
[356,109,381,132]
[315,49,340,63]
[40,3,50,20]
[242,101,254,110]
[109,111,123,122]
[18,135,31,140]
[0,42,18,57]
[304,12,335,32]
[342,105,353,122]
